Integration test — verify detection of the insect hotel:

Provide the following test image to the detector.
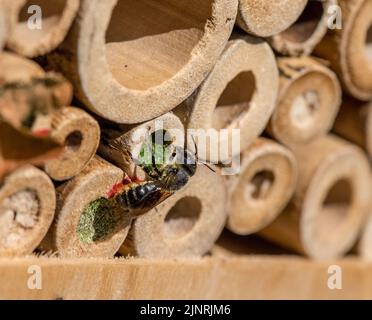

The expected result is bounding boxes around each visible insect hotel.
[0,0,372,300]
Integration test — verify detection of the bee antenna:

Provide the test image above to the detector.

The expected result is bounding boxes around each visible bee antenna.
[191,134,199,164]
[191,134,216,173]
[202,162,216,173]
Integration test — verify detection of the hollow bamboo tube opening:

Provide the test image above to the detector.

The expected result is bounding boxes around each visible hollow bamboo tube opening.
[261,136,371,260]
[269,0,335,56]
[47,0,237,124]
[333,97,372,158]
[226,138,297,235]
[237,0,308,37]
[42,157,130,258]
[99,113,185,181]
[119,165,227,258]
[268,57,341,146]
[7,0,79,57]
[44,107,100,181]
[175,37,278,163]
[0,166,55,256]
[315,0,372,100]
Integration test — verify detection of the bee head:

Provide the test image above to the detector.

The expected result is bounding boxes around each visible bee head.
[160,147,197,192]
[171,147,197,176]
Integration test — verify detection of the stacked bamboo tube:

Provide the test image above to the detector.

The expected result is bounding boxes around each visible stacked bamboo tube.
[269,0,337,56]
[0,0,371,266]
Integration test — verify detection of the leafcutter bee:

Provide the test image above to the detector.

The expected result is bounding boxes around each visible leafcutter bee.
[101,130,198,216]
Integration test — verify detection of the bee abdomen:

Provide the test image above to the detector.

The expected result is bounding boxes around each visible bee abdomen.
[116,182,162,210]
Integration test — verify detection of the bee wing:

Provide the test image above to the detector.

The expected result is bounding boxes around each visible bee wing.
[105,137,134,164]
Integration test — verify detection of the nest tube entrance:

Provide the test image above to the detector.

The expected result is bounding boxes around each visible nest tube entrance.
[47,0,238,123]
[0,166,55,257]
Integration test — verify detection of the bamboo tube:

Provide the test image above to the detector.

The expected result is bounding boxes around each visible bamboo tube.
[6,0,80,57]
[359,214,372,260]
[315,0,372,100]
[213,230,294,257]
[0,121,62,181]
[46,0,238,124]
[0,1,8,50]
[119,165,227,258]
[226,138,297,235]
[268,57,341,146]
[0,52,75,179]
[44,107,100,181]
[41,156,131,258]
[261,136,371,260]
[99,112,185,181]
[0,52,73,134]
[333,97,372,158]
[0,165,55,256]
[237,0,308,37]
[175,36,278,163]
[269,0,336,56]
[0,51,44,81]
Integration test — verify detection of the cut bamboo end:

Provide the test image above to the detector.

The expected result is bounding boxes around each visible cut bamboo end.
[268,57,341,146]
[315,0,372,100]
[175,36,278,163]
[269,0,336,56]
[226,138,297,235]
[44,107,100,181]
[0,52,73,107]
[237,0,308,37]
[42,156,130,258]
[7,0,80,57]
[333,97,372,158]
[47,0,238,124]
[120,165,227,258]
[0,166,55,257]
[0,51,44,82]
[261,136,371,260]
[99,112,185,181]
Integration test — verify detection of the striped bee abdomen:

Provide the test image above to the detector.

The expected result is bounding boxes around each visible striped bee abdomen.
[115,181,163,211]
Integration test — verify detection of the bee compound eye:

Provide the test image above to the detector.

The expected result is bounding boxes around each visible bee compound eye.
[171,167,178,174]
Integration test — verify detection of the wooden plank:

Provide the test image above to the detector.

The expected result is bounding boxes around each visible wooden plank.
[0,256,371,299]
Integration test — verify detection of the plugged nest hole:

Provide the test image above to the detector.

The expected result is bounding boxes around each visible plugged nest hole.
[247,170,275,200]
[290,90,320,127]
[213,71,256,130]
[65,130,83,153]
[163,196,202,240]
[316,178,353,241]
[0,189,40,249]
[280,0,324,43]
[16,0,67,42]
[105,0,213,91]
[366,25,372,60]
[77,197,125,244]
